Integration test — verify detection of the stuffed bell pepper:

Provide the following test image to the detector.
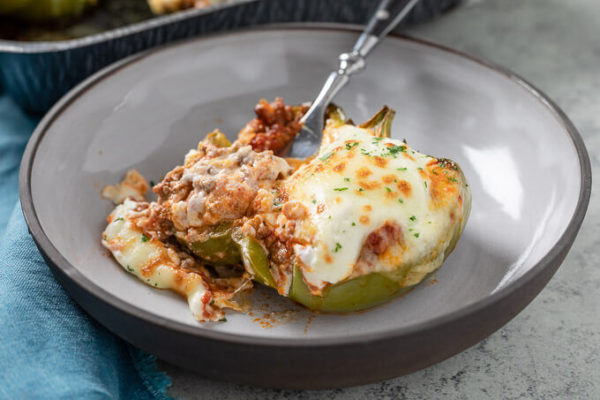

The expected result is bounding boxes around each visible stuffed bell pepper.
[102,98,470,321]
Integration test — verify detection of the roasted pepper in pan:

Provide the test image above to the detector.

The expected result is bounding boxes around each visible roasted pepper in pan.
[0,0,30,14]
[0,0,97,21]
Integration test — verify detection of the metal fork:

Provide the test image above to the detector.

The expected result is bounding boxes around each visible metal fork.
[286,0,421,158]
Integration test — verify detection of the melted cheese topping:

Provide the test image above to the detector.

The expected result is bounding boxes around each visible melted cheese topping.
[102,199,224,321]
[285,125,469,291]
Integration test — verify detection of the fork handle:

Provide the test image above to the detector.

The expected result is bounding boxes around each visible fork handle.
[300,0,420,128]
[335,0,421,78]
[353,0,421,58]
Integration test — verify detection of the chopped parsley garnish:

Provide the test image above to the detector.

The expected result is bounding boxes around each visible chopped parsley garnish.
[418,167,423,171]
[345,142,359,150]
[334,242,342,252]
[351,222,356,226]
[358,188,365,192]
[424,182,428,188]
[344,177,350,182]
[219,318,227,322]
[150,180,155,187]
[388,145,407,154]
[210,300,215,306]
[414,233,420,238]
[154,283,158,287]
[319,152,333,162]
[114,217,124,222]
[447,177,458,182]
[409,215,416,222]
[398,198,404,204]
[333,187,348,192]
[374,137,384,141]
[360,148,371,156]
[141,234,149,242]
[385,187,392,193]
[126,265,134,272]
[397,167,407,171]
[312,199,317,204]
[273,198,281,207]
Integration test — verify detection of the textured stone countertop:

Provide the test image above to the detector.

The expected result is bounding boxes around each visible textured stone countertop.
[160,0,600,398]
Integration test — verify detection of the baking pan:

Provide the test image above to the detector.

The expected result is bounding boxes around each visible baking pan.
[0,0,460,113]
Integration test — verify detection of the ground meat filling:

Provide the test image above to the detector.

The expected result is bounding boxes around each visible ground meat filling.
[154,166,190,205]
[131,202,175,242]
[154,141,291,233]
[366,222,403,255]
[238,98,308,155]
[126,99,325,294]
[352,222,404,278]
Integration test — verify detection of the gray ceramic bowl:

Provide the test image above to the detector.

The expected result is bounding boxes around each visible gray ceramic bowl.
[20,25,591,389]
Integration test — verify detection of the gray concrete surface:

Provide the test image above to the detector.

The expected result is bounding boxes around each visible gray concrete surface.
[159,0,600,398]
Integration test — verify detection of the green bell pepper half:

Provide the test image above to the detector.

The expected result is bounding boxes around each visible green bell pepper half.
[176,223,241,266]
[179,222,461,313]
[177,225,276,287]
[233,235,276,288]
[288,265,416,313]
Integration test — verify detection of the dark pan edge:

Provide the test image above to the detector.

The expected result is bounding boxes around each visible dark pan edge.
[0,0,259,53]
[19,24,592,353]
[0,0,459,53]
[0,0,462,112]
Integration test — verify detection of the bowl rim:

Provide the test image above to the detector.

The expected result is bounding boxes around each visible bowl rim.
[19,23,592,348]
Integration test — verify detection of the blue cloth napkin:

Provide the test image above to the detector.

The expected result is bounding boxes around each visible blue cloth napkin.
[0,95,172,399]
